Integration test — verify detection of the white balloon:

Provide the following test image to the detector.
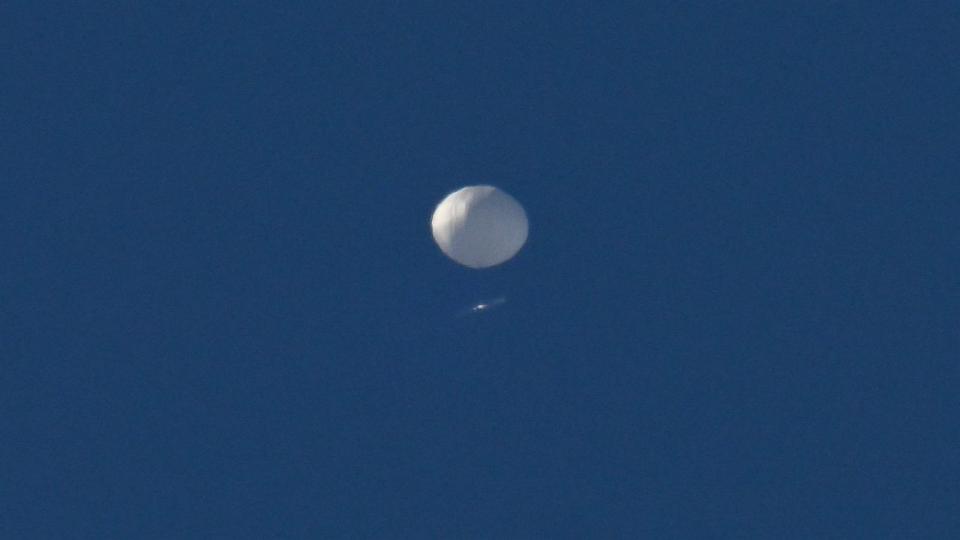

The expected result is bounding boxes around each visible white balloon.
[431,185,528,269]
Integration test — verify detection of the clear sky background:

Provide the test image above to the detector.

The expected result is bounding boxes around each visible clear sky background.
[3,2,958,538]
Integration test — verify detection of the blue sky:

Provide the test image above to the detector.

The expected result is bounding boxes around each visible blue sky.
[3,2,958,537]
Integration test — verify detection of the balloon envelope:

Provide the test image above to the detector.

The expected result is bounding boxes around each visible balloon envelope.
[431,185,528,268]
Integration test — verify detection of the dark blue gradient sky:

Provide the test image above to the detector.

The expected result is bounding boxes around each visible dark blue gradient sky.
[2,3,958,537]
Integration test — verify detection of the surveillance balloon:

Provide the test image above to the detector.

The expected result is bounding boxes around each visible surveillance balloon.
[431,185,528,269]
